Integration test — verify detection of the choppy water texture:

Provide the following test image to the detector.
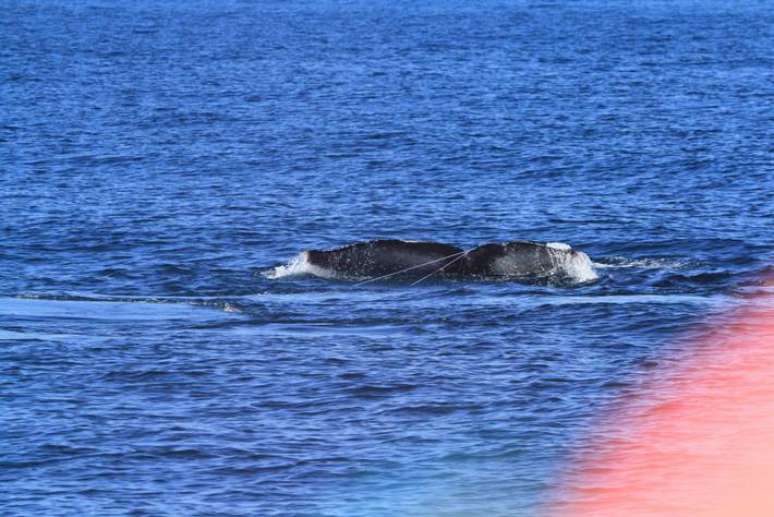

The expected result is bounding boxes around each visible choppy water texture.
[1,1,773,515]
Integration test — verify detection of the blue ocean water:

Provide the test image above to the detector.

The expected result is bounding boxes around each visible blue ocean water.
[1,0,773,515]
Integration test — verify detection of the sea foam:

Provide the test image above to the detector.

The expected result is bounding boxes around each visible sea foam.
[543,242,599,284]
[263,252,336,280]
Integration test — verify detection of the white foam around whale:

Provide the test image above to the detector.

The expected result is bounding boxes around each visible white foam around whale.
[546,242,598,283]
[264,252,337,280]
[558,249,599,283]
[546,242,572,251]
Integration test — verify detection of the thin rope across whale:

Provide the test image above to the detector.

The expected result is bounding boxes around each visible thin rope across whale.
[267,240,599,285]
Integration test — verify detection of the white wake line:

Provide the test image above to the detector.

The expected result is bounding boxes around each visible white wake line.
[473,294,732,307]
[17,292,233,302]
[592,259,689,269]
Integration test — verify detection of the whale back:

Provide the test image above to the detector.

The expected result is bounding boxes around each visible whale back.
[270,239,598,284]
[306,240,464,279]
[461,241,553,278]
[461,240,597,282]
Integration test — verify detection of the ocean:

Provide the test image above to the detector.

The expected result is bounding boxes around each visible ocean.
[2,0,773,515]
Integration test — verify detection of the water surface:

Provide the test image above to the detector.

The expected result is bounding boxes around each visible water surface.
[2,1,773,515]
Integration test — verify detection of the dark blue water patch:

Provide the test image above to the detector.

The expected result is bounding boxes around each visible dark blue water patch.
[2,0,774,515]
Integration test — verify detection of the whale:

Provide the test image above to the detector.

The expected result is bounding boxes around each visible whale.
[268,239,599,284]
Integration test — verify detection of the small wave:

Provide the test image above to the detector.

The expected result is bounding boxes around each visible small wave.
[593,256,690,270]
[385,403,481,416]
[347,383,418,399]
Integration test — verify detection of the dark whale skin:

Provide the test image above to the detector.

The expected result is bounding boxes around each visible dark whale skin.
[306,240,463,278]
[303,239,592,283]
[459,241,566,278]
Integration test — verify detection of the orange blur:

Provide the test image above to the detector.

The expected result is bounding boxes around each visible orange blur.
[552,276,774,516]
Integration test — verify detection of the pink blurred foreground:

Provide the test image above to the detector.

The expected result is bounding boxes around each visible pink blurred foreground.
[552,276,774,516]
